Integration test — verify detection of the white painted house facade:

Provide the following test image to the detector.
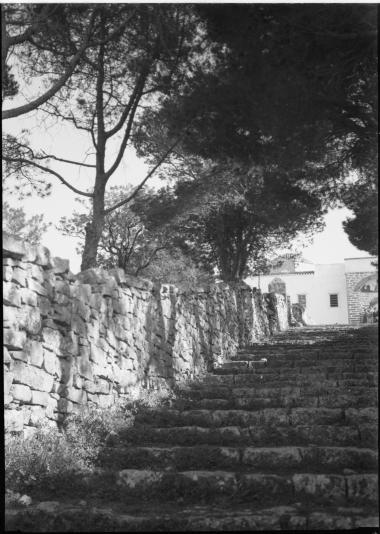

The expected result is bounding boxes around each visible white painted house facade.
[246,256,377,326]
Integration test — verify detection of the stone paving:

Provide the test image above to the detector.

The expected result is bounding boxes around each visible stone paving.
[5,325,378,531]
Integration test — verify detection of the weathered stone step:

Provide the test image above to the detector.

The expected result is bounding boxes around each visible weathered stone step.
[99,444,378,473]
[5,502,378,532]
[205,372,376,388]
[113,469,378,506]
[136,407,345,427]
[120,423,363,447]
[135,406,377,428]
[176,388,377,410]
[181,384,377,403]
[229,360,357,372]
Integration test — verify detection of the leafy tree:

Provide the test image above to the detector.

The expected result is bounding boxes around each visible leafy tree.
[140,162,326,281]
[3,5,207,271]
[137,4,377,195]
[58,186,210,284]
[2,4,98,118]
[58,187,164,275]
[3,201,50,245]
[342,181,378,256]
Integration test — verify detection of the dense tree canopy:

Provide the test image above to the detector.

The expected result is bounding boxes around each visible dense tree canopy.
[138,4,377,181]
[137,161,326,281]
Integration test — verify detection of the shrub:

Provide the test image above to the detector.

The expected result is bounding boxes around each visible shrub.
[5,401,132,495]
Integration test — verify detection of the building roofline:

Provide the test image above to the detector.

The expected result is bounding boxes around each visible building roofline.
[251,271,315,276]
[344,256,377,260]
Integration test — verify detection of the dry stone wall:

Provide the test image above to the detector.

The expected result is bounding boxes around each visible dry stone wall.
[3,234,288,435]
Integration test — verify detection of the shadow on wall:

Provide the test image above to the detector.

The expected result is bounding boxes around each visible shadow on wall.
[143,284,177,391]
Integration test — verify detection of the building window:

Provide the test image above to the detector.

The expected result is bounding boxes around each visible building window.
[297,294,306,308]
[330,294,339,307]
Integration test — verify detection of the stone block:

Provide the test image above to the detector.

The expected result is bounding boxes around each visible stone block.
[43,350,60,376]
[71,282,92,301]
[3,305,18,327]
[4,394,13,406]
[4,371,14,395]
[10,384,32,403]
[52,257,70,274]
[11,266,27,287]
[57,398,73,413]
[59,357,75,386]
[10,349,29,363]
[24,340,43,367]
[4,409,24,432]
[31,390,50,407]
[78,354,93,381]
[86,392,99,405]
[25,307,42,335]
[346,474,378,503]
[12,360,54,392]
[71,315,87,336]
[27,405,46,426]
[53,306,72,326]
[42,327,63,354]
[62,386,87,404]
[3,233,26,259]
[91,377,111,395]
[27,279,48,297]
[53,294,70,309]
[3,265,13,282]
[3,282,21,307]
[4,347,12,365]
[26,262,45,283]
[293,474,346,502]
[35,245,52,267]
[19,288,38,307]
[90,343,107,366]
[73,300,91,322]
[3,328,26,350]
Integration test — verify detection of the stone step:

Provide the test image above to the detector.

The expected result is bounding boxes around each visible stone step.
[5,502,378,532]
[99,444,378,473]
[176,389,377,410]
[206,373,376,388]
[231,359,359,371]
[180,384,377,402]
[135,406,377,428]
[113,469,378,506]
[119,423,364,447]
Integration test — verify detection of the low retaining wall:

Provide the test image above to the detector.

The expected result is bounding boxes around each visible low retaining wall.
[3,234,288,435]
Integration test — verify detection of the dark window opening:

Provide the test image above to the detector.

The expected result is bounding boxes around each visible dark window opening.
[330,294,339,307]
[297,294,306,308]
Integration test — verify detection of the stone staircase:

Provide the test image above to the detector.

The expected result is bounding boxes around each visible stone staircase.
[5,326,378,531]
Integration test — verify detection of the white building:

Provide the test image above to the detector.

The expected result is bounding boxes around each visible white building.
[246,255,377,326]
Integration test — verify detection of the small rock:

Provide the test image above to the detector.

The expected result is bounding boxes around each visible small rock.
[35,501,60,513]
[78,500,87,506]
[19,495,32,506]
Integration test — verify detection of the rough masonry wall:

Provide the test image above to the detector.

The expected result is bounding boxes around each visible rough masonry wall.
[345,272,377,324]
[3,234,288,435]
